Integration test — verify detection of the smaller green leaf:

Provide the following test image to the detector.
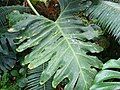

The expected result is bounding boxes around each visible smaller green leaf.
[103,59,120,69]
[91,58,120,90]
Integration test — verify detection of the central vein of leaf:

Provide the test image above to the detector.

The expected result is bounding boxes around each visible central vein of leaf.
[55,22,87,88]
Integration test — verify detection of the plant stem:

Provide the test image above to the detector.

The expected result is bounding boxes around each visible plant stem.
[26,0,40,16]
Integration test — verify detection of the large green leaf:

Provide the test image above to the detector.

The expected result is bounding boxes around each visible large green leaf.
[8,0,103,90]
[86,1,120,44]
[91,58,120,90]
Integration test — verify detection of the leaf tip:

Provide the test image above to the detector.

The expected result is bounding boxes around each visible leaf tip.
[28,64,34,69]
[8,28,14,32]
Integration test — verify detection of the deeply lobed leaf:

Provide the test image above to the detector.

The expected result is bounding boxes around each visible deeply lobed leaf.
[8,0,103,90]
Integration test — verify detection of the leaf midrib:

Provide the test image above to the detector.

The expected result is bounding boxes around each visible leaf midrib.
[55,22,87,89]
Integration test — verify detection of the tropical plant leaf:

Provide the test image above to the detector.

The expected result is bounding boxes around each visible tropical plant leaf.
[90,58,120,90]
[8,0,103,90]
[86,1,120,44]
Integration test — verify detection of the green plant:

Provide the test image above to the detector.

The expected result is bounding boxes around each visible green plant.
[91,58,120,90]
[25,65,53,90]
[0,0,120,90]
[0,33,17,74]
[8,0,104,90]
[86,1,120,44]
[0,5,31,90]
[0,73,18,90]
[0,5,31,75]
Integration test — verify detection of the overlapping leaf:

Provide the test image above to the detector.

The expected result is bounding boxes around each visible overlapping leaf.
[86,1,120,44]
[91,58,120,90]
[8,0,103,90]
[0,33,17,74]
[25,64,53,90]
